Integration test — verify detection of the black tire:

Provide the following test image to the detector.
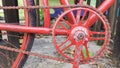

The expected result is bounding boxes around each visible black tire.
[17,0,36,67]
[0,0,36,68]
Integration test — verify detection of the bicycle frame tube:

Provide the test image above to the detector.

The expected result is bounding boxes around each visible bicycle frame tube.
[0,23,69,35]
[42,0,51,28]
[84,0,116,28]
[0,0,115,35]
[42,0,115,28]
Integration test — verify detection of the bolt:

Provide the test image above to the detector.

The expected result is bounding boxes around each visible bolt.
[77,33,85,40]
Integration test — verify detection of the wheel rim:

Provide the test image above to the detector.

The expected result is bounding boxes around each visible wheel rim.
[12,0,36,67]
[0,0,36,68]
[52,6,110,63]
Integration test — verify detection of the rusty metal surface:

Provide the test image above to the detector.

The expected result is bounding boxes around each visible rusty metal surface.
[0,5,91,9]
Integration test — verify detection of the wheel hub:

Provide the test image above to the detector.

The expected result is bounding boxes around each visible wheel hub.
[74,31,85,41]
[71,26,88,42]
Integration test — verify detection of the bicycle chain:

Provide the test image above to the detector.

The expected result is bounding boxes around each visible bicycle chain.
[0,5,111,64]
[0,5,97,9]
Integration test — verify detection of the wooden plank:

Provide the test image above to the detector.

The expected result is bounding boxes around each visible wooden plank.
[107,0,117,39]
[112,0,120,67]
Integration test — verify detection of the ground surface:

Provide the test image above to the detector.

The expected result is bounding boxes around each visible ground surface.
[23,36,116,68]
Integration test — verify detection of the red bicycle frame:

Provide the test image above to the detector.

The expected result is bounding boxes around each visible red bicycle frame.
[0,0,116,68]
[0,0,115,35]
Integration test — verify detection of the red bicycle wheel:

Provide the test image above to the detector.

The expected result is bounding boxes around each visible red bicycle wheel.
[52,5,111,63]
[0,0,36,68]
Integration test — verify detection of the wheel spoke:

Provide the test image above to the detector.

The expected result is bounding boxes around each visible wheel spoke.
[89,37,105,41]
[84,42,90,59]
[0,39,18,48]
[58,22,68,30]
[58,37,70,47]
[90,31,106,41]
[81,49,85,60]
[90,31,106,35]
[61,43,73,51]
[78,10,88,25]
[83,12,97,28]
[76,10,82,24]
[61,18,73,27]
[73,41,83,68]
[0,51,13,63]
[75,0,84,24]
[81,10,87,21]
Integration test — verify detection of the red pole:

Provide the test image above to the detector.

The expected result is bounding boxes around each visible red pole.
[42,0,51,28]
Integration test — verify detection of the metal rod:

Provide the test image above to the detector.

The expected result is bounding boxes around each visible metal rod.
[0,23,69,35]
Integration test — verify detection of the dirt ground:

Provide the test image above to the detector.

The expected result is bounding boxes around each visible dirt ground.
[23,36,117,68]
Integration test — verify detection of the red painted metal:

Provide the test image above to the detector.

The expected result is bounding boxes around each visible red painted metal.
[84,0,115,28]
[73,42,82,68]
[0,23,69,35]
[52,6,111,68]
[42,0,51,28]
[0,0,115,68]
[12,0,30,67]
[75,0,84,24]
[60,0,76,24]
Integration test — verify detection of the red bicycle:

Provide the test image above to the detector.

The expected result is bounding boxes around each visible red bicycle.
[0,0,115,68]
